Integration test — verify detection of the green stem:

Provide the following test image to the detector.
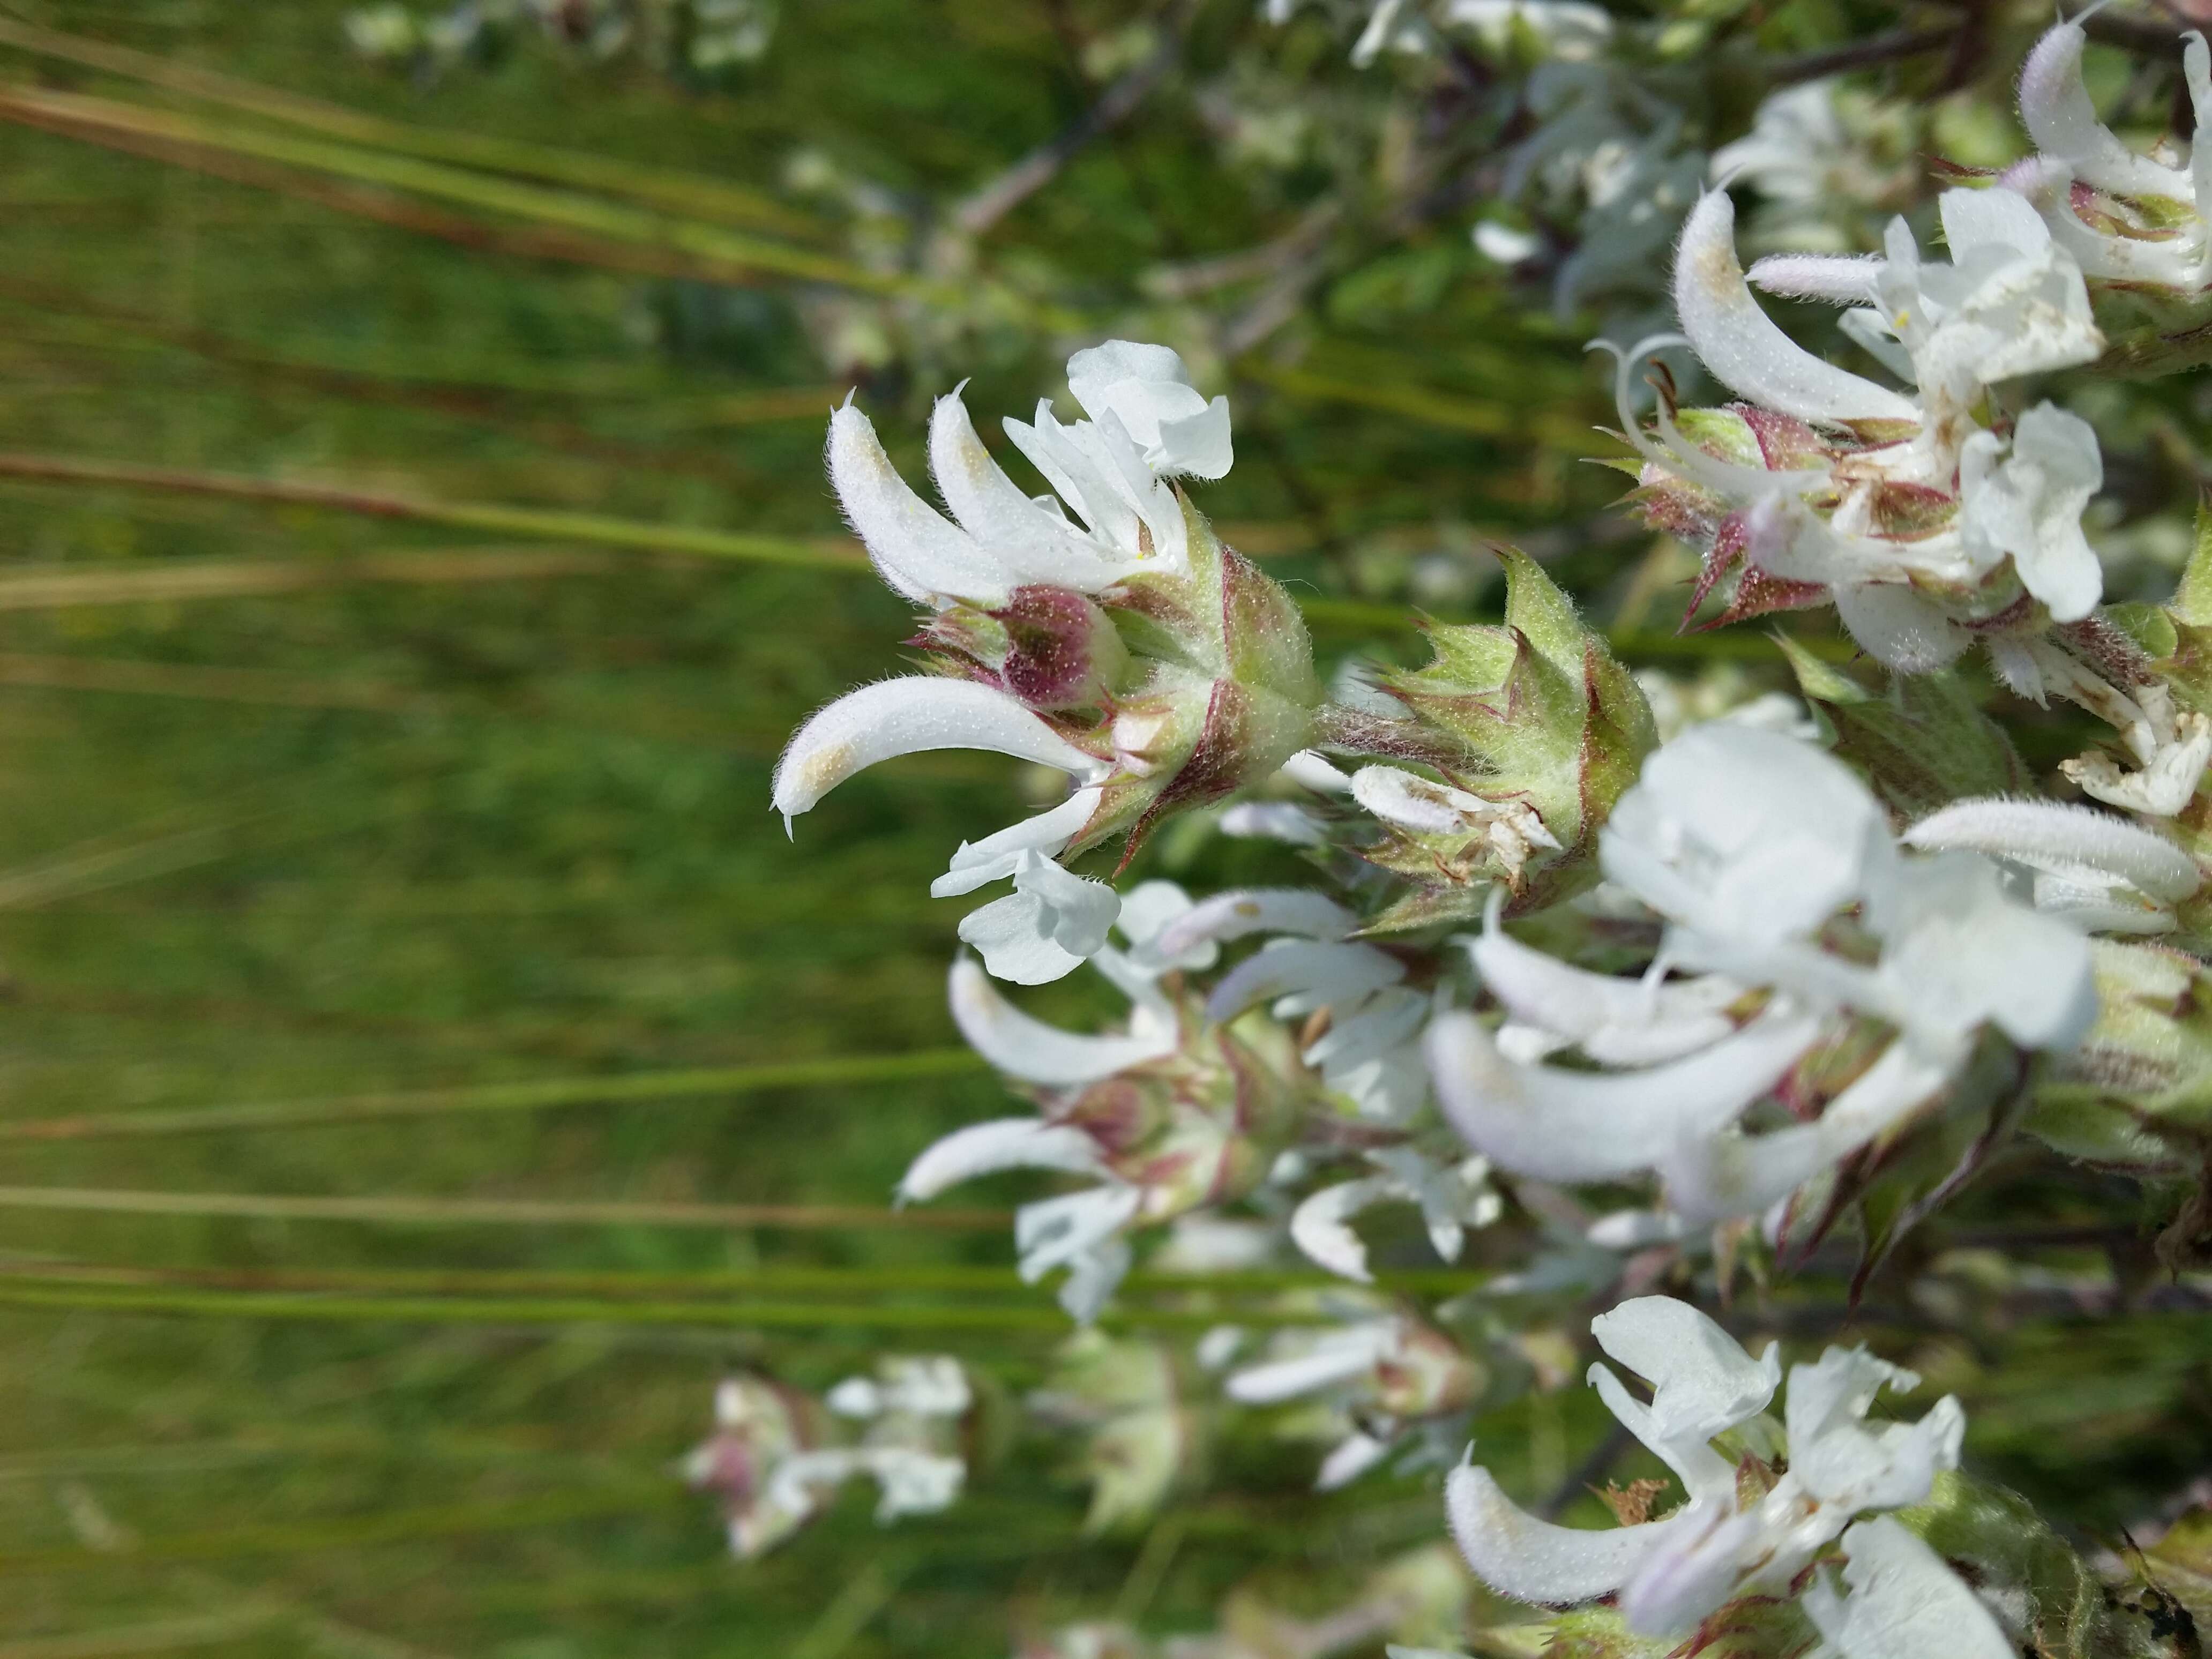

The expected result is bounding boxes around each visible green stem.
[0,1184,1006,1231]
[0,14,826,240]
[0,1050,990,1141]
[0,1279,1321,1333]
[0,451,860,568]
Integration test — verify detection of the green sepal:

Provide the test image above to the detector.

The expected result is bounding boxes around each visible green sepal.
[1776,638,2026,821]
[1359,548,1654,911]
[1899,1470,2170,1659]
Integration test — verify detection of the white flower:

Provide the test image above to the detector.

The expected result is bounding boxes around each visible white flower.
[1229,1311,1484,1489]
[1064,341,1232,481]
[1446,1297,1968,1638]
[2008,21,2212,293]
[1430,724,2095,1220]
[903,884,1306,1322]
[1711,81,1843,205]
[781,341,1257,984]
[1209,937,1432,1124]
[1290,1147,1503,1282]
[1958,403,2103,624]
[1628,188,2105,666]
[825,1356,972,1421]
[1991,637,2212,818]
[1802,1516,2015,1659]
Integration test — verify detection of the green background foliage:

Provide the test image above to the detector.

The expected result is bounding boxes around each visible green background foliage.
[0,2,2203,1654]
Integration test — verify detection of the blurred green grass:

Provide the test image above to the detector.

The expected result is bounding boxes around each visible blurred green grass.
[0,3,2202,1654]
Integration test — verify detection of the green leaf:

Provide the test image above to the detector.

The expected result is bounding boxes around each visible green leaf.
[1781,647,2026,820]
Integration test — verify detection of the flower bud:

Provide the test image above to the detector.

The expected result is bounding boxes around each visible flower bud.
[1342,547,1654,923]
[923,585,1130,712]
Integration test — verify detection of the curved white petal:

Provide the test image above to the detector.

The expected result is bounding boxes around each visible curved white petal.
[1219,802,1327,845]
[897,1116,1106,1204]
[1289,1176,1396,1283]
[1280,749,1356,794]
[1207,940,1407,1023]
[1905,797,2201,902]
[1152,888,1356,961]
[947,956,1175,1087]
[2018,23,2187,201]
[1471,927,1737,1064]
[1425,1007,1820,1183]
[1315,1430,1392,1491]
[1587,1299,1777,1500]
[1874,851,2097,1052]
[933,787,1103,898]
[1445,1462,1696,1605]
[1672,192,1919,425]
[1225,1326,1392,1404]
[829,398,1011,607]
[774,678,1105,828]
[926,388,1126,591]
[1803,1517,2014,1659]
[1746,252,1885,306]
[1659,1038,1953,1223]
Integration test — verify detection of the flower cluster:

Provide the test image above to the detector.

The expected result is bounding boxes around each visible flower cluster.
[1447,1297,2007,1650]
[683,1357,969,1557]
[775,343,1320,984]
[739,2,2212,1639]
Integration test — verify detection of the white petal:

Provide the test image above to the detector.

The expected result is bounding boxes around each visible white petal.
[1873,851,2097,1051]
[2018,23,2187,201]
[1904,797,2200,902]
[1745,252,1884,306]
[958,853,1121,985]
[1659,1038,1953,1223]
[1151,888,1356,961]
[1055,1234,1133,1324]
[1303,986,1429,1072]
[1207,941,1406,1023]
[1802,1517,2014,1659]
[1003,402,1144,554]
[1830,582,1967,674]
[1938,185,2055,260]
[1016,1184,1143,1279]
[897,1116,1105,1204]
[829,398,1011,607]
[1470,928,1737,1064]
[1155,395,1234,481]
[857,1447,966,1520]
[932,787,1102,897]
[1445,1461,1695,1605]
[824,1377,882,1417]
[1280,749,1356,794]
[1289,1176,1398,1283]
[1219,802,1327,845]
[946,956,1176,1087]
[774,678,1105,828]
[1316,1430,1393,1491]
[1602,722,1890,944]
[1425,1007,1819,1183]
[1225,1326,1392,1403]
[926,388,1125,590]
[1672,192,1919,425]
[1587,1299,1777,1499]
